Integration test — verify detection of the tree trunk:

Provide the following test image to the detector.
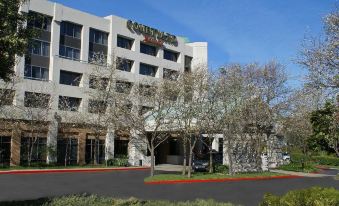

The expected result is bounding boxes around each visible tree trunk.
[209,145,213,173]
[188,146,193,178]
[227,138,234,175]
[150,147,155,177]
[93,138,98,165]
[182,140,187,176]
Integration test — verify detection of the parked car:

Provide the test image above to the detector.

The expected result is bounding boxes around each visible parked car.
[192,150,223,172]
[283,152,290,161]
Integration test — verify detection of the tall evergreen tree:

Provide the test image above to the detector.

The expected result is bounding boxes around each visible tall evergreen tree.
[0,0,33,81]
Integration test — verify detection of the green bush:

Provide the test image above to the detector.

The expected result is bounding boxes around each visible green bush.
[107,155,129,167]
[1,195,235,206]
[260,187,339,206]
[312,156,339,166]
[214,164,229,173]
[290,153,312,163]
[277,162,317,173]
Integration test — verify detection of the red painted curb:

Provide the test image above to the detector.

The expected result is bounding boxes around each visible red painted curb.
[144,175,302,185]
[0,167,150,175]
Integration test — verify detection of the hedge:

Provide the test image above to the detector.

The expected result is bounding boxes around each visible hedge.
[0,195,235,206]
[312,156,339,166]
[260,187,339,206]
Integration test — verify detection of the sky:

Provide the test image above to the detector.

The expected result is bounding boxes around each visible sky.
[51,0,337,87]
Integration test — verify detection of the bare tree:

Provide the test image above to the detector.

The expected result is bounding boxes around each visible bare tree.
[298,8,339,92]
[123,77,178,176]
[199,72,222,173]
[174,66,209,178]
[281,88,324,154]
[10,81,56,166]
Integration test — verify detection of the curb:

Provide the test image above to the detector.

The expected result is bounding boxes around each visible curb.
[0,167,150,175]
[144,175,302,185]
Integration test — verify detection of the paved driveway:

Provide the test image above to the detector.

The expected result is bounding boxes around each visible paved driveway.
[0,170,338,206]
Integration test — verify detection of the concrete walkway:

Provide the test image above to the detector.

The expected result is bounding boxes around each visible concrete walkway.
[271,169,336,177]
[155,164,184,172]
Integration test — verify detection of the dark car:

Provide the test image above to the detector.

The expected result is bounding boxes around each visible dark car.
[192,150,223,172]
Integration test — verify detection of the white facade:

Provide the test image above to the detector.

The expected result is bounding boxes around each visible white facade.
[15,0,208,115]
[2,0,208,166]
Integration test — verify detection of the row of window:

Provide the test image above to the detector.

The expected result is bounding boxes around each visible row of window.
[1,135,128,166]
[22,90,156,114]
[23,63,178,83]
[28,12,181,62]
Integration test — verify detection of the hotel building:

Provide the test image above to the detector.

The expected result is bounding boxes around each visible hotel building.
[0,0,208,167]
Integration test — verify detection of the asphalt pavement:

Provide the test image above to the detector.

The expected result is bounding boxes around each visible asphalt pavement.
[0,170,338,206]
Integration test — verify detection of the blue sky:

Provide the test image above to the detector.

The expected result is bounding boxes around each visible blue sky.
[51,0,336,87]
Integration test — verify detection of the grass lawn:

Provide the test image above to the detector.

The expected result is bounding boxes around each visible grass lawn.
[144,172,285,182]
[277,162,318,173]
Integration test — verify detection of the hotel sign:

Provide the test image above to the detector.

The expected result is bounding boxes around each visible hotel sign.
[127,20,178,46]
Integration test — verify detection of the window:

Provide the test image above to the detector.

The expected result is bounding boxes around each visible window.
[29,40,50,57]
[117,36,133,50]
[24,65,49,81]
[20,137,47,165]
[60,21,82,39]
[139,106,153,115]
[89,29,108,45]
[24,92,50,108]
[89,76,108,90]
[27,11,52,31]
[185,56,192,72]
[116,81,132,94]
[139,63,157,77]
[88,100,107,114]
[164,49,179,62]
[163,68,179,81]
[85,139,105,164]
[0,89,14,106]
[169,138,180,155]
[116,57,133,72]
[58,96,81,111]
[59,45,80,60]
[59,70,82,86]
[140,43,157,56]
[114,140,128,156]
[57,138,78,165]
[0,136,11,167]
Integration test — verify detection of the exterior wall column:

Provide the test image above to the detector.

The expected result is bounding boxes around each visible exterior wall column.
[46,112,60,164]
[10,127,21,166]
[128,130,149,166]
[211,137,219,151]
[77,132,86,165]
[222,137,230,166]
[105,128,115,160]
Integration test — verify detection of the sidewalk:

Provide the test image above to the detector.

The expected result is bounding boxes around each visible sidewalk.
[0,166,149,175]
[270,169,335,177]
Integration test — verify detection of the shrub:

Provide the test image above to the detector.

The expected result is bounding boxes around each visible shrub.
[1,195,235,206]
[290,153,312,163]
[260,187,339,206]
[277,162,317,173]
[214,164,229,173]
[312,156,339,166]
[107,155,129,167]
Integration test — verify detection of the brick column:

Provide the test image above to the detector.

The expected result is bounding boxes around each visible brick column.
[77,132,86,165]
[10,128,21,166]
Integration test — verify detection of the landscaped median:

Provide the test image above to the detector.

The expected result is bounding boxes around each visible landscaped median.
[144,172,301,184]
[0,166,149,175]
